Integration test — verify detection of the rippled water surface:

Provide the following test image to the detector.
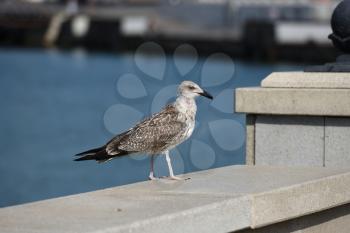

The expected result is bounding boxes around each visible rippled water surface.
[0,47,303,207]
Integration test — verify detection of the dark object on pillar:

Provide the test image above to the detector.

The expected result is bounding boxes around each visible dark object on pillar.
[329,0,350,54]
[305,0,350,72]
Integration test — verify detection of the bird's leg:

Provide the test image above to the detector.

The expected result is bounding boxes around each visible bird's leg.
[148,155,157,180]
[165,151,182,180]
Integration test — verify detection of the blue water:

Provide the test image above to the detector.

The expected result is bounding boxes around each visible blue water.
[0,47,304,207]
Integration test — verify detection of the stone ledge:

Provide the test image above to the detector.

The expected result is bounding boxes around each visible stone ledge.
[235,87,350,116]
[261,72,350,89]
[251,171,350,228]
[1,165,350,233]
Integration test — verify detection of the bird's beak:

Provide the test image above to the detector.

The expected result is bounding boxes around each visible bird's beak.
[199,90,213,100]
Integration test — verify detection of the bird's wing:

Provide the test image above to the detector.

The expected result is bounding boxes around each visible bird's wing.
[106,105,187,154]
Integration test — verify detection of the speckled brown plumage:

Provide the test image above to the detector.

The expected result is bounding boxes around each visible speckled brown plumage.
[106,104,190,155]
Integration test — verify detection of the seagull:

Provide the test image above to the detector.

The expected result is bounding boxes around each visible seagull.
[74,81,213,180]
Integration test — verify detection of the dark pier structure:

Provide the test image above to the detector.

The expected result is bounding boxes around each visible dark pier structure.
[0,0,341,63]
[305,0,350,72]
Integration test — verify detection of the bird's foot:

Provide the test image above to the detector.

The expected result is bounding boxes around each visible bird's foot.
[159,176,191,181]
[168,176,191,180]
[169,175,183,180]
[148,175,158,180]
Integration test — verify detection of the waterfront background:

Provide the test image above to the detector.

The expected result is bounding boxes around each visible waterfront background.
[0,0,340,207]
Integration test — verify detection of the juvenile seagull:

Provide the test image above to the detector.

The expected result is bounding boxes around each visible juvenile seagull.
[75,81,213,180]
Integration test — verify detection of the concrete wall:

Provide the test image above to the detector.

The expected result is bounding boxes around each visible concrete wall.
[235,71,350,232]
[244,114,350,168]
[325,117,350,168]
[239,203,350,233]
[255,115,324,167]
[1,165,350,233]
[254,116,350,167]
[237,72,350,168]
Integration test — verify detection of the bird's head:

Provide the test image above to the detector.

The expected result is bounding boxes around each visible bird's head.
[178,81,213,100]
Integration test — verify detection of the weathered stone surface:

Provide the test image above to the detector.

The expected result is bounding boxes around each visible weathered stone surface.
[255,115,324,167]
[325,117,350,168]
[245,114,256,165]
[240,203,350,233]
[261,72,350,89]
[235,87,350,116]
[251,170,350,228]
[1,166,350,233]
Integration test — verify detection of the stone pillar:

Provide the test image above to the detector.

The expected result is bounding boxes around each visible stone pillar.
[236,72,350,168]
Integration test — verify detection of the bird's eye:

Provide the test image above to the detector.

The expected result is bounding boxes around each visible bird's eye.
[188,86,195,90]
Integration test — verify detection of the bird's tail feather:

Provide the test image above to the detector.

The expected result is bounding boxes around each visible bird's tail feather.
[75,146,104,156]
[74,146,129,162]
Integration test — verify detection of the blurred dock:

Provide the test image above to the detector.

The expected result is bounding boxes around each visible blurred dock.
[0,0,341,62]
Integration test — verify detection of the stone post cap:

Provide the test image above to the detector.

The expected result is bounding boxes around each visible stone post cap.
[261,72,350,88]
[235,72,350,116]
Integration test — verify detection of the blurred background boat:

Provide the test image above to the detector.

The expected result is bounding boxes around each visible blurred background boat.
[0,0,341,62]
